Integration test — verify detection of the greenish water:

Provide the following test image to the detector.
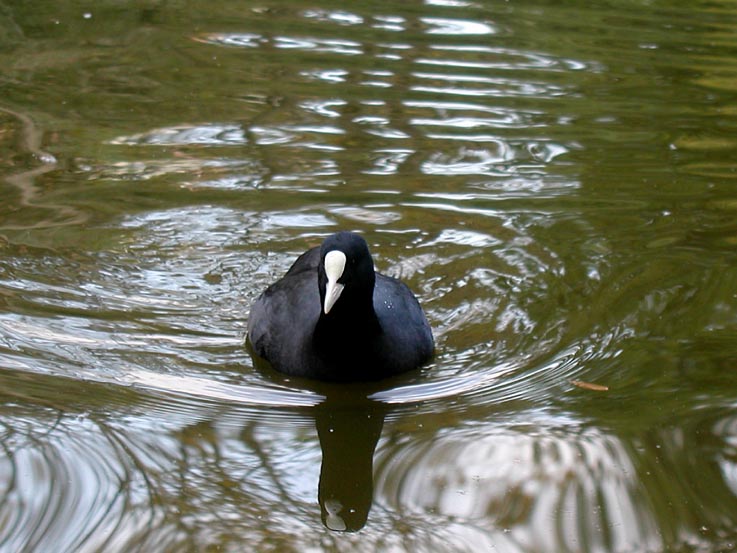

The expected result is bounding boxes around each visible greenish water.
[2,0,737,550]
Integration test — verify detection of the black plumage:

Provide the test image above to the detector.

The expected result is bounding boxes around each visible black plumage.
[247,232,434,381]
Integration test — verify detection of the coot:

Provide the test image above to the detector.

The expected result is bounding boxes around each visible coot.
[247,232,434,381]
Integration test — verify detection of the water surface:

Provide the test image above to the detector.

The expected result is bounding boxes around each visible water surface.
[2,0,737,551]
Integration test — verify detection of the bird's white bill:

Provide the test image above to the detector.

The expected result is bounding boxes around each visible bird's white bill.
[324,250,346,314]
[324,280,344,314]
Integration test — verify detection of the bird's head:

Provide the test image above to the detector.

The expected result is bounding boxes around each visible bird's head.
[318,232,376,317]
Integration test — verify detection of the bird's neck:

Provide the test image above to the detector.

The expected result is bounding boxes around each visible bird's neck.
[314,296,380,348]
[321,299,378,331]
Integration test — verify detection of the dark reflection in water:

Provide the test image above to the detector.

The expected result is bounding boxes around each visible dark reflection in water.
[250,353,390,533]
[314,394,386,532]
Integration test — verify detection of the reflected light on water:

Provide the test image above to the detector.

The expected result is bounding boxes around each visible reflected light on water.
[420,17,497,36]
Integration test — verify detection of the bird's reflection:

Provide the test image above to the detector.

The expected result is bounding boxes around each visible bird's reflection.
[249,346,393,532]
[314,392,387,531]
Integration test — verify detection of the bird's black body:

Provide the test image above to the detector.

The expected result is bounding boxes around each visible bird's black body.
[247,232,434,381]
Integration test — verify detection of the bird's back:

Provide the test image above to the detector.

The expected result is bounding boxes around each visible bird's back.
[247,247,321,374]
[372,273,434,372]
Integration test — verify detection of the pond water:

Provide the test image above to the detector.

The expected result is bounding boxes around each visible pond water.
[2,0,737,551]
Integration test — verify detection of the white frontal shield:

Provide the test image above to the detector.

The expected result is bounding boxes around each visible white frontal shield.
[323,250,346,314]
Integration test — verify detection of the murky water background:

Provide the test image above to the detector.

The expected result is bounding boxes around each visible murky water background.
[2,0,737,551]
